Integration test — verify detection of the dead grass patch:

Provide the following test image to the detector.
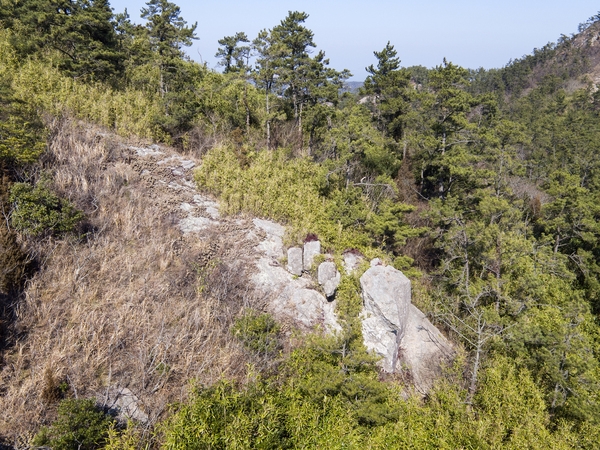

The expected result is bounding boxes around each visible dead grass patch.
[0,119,262,444]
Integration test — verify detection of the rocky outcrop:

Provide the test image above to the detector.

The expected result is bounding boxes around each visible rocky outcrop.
[360,265,411,371]
[252,221,340,332]
[130,142,449,388]
[317,261,341,297]
[360,262,453,390]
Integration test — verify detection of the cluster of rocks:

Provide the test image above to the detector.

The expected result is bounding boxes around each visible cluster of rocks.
[286,240,340,298]
[254,232,453,392]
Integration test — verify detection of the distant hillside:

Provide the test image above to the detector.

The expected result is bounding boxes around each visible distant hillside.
[342,80,364,93]
[473,17,600,96]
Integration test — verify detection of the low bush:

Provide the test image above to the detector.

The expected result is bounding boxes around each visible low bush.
[232,309,280,355]
[195,146,422,257]
[9,176,83,236]
[32,398,114,450]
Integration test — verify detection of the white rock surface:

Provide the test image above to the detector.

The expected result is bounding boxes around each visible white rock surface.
[303,240,321,270]
[253,218,285,260]
[370,257,383,267]
[130,144,163,157]
[400,305,454,393]
[179,216,219,234]
[252,222,340,332]
[360,265,411,372]
[342,251,363,274]
[105,387,148,423]
[287,247,303,276]
[193,195,221,219]
[317,261,341,297]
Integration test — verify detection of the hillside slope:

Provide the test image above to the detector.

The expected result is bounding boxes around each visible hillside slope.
[0,119,269,443]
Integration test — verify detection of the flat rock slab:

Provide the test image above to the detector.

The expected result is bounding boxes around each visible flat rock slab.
[157,155,196,171]
[253,218,285,260]
[179,216,220,234]
[130,144,163,157]
[193,195,220,219]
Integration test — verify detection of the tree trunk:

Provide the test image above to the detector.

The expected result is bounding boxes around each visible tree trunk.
[244,82,250,135]
[266,89,271,150]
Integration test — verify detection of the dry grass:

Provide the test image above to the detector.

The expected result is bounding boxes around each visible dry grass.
[0,119,262,445]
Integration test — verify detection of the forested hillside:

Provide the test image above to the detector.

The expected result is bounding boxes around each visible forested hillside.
[1,1,600,448]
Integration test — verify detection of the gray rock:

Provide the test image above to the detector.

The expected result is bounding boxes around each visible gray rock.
[179,202,195,213]
[342,251,363,274]
[192,195,220,219]
[399,305,454,393]
[130,145,163,157]
[318,261,341,297]
[179,216,219,234]
[303,240,321,270]
[104,387,148,423]
[253,218,285,260]
[252,260,340,333]
[287,247,303,276]
[157,155,196,170]
[370,257,383,267]
[252,226,340,333]
[360,265,411,372]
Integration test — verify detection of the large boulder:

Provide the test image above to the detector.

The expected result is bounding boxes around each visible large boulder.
[317,261,341,297]
[360,263,453,388]
[360,264,411,372]
[400,305,454,393]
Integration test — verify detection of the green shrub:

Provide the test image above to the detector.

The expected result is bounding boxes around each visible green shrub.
[9,177,83,236]
[32,398,114,450]
[161,380,287,449]
[232,310,280,355]
[195,146,420,257]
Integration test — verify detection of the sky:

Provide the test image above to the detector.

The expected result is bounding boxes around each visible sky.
[109,0,598,80]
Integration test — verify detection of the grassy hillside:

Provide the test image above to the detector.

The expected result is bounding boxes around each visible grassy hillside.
[1,2,600,448]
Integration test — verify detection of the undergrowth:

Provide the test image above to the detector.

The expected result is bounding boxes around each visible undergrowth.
[195,146,422,259]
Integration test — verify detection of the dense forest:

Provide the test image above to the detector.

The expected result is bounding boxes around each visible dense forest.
[1,0,600,448]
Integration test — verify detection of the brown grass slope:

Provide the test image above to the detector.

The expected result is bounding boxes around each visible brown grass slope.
[0,119,265,445]
[515,20,600,94]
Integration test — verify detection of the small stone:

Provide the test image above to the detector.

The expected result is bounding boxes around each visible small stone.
[342,250,363,274]
[370,258,382,267]
[303,240,321,270]
[318,261,341,297]
[287,247,303,275]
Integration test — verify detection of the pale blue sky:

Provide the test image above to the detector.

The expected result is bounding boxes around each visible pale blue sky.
[110,0,598,80]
